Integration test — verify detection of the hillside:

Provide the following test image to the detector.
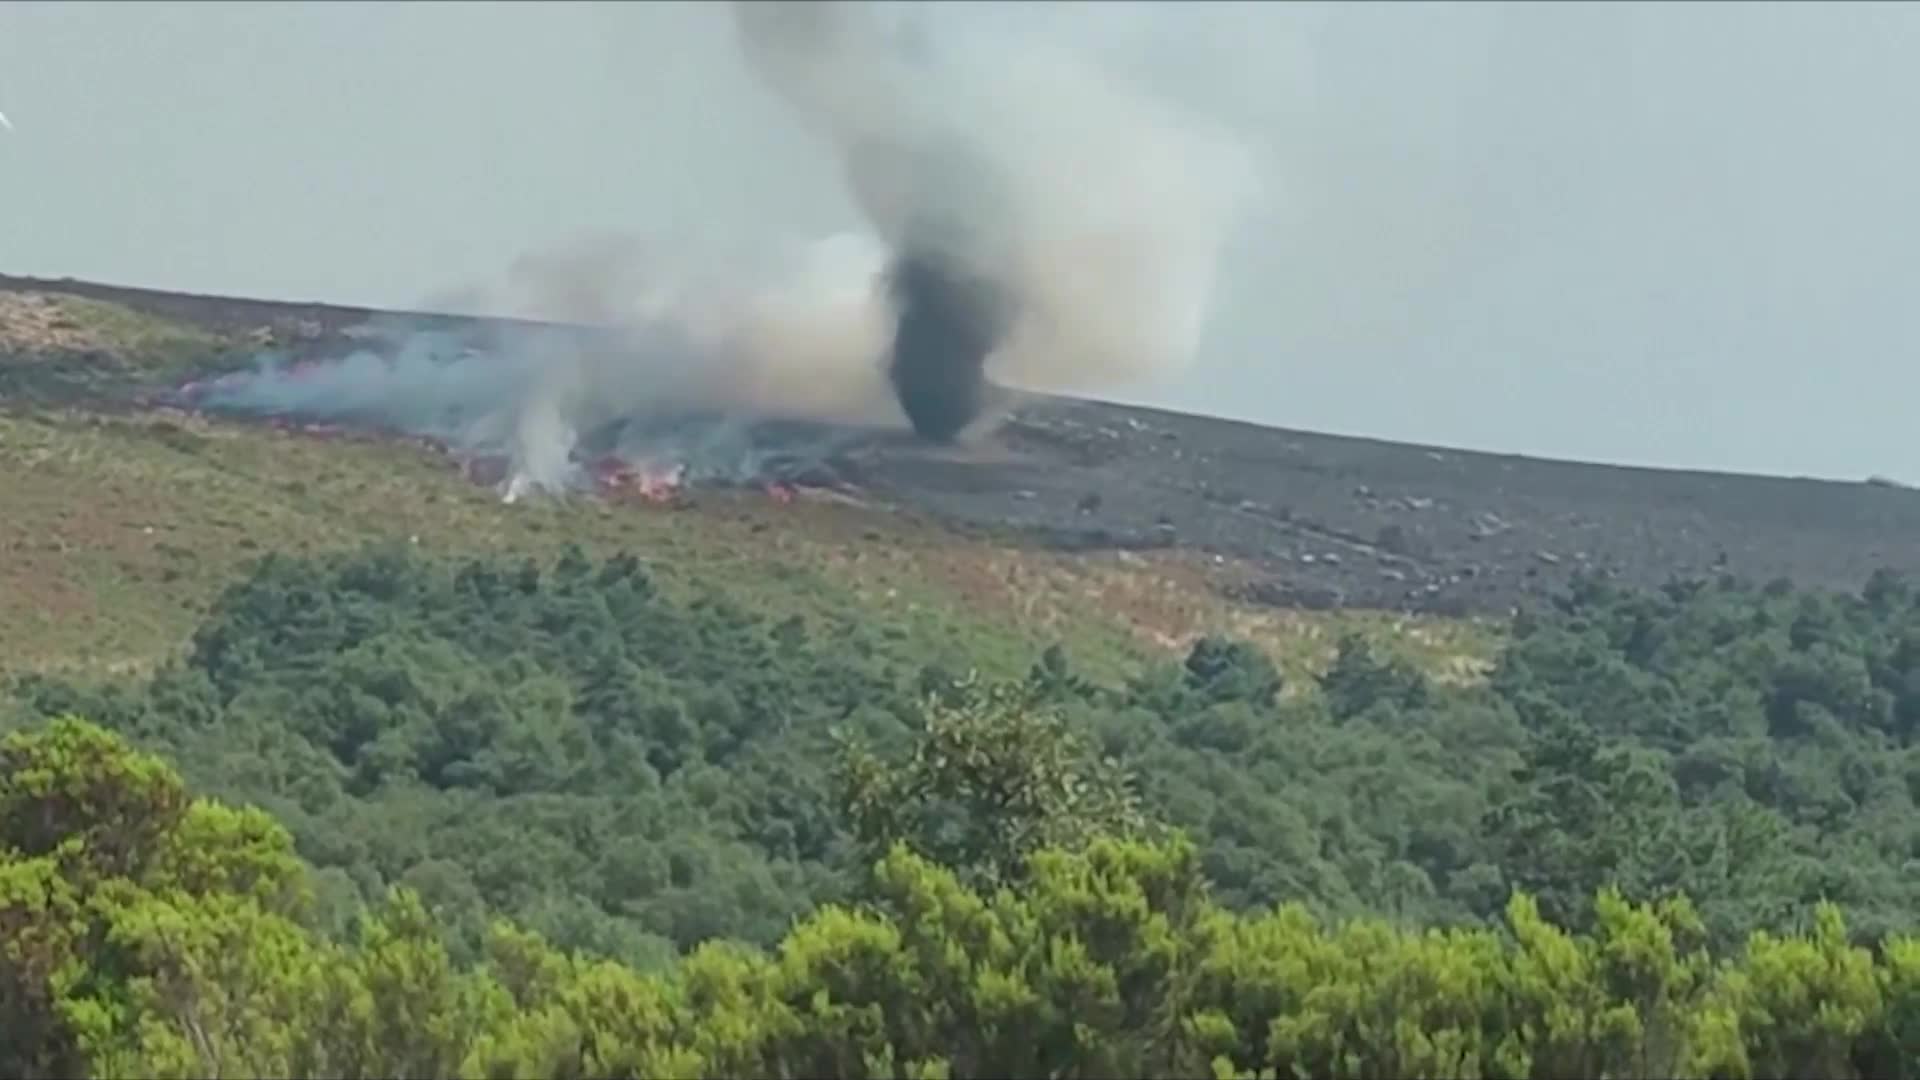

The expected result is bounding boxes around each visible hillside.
[0,273,1500,683]
[8,272,1919,628]
[6,275,1920,1078]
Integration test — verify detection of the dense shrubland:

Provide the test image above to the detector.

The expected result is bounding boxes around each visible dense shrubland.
[4,716,1918,1079]
[6,544,1920,1075]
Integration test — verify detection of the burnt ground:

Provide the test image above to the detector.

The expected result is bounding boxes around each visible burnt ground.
[7,272,1920,617]
[850,401,1920,616]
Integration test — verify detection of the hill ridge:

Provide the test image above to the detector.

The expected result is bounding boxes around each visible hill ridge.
[4,268,1907,488]
[4,272,1917,621]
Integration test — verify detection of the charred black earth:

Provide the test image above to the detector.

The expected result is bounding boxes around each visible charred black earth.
[8,271,1920,618]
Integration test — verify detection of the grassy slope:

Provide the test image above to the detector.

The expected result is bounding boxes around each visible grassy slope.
[0,291,1497,687]
[0,290,242,383]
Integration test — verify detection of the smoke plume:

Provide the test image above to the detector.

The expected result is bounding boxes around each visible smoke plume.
[184,237,898,498]
[186,1,1257,494]
[731,0,1256,440]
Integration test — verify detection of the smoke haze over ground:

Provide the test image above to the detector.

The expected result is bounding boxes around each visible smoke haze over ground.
[182,236,903,498]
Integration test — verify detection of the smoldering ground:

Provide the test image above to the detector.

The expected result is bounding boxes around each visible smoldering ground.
[184,1,1258,493]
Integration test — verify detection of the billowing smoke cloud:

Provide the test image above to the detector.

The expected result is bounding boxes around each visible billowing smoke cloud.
[185,237,899,498]
[731,0,1256,439]
[186,1,1257,493]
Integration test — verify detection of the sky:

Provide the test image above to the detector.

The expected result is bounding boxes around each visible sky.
[2,1,1916,482]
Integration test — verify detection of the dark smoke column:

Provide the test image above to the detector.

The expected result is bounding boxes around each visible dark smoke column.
[732,1,1019,443]
[881,170,1021,442]
[885,249,1009,442]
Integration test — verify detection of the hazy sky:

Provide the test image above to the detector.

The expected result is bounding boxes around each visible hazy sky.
[3,1,1916,481]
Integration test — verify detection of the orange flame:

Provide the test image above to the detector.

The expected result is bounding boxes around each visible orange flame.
[593,457,687,504]
[634,463,687,503]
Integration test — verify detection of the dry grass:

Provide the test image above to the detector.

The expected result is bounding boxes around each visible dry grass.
[0,285,1502,687]
[0,405,1500,688]
[0,293,235,371]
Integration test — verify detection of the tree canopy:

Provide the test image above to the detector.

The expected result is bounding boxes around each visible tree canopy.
[9,549,1920,954]
[6,545,1920,1075]
[3,716,1918,1080]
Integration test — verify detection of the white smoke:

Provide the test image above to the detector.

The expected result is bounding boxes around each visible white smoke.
[190,234,901,499]
[191,1,1261,497]
[730,0,1258,395]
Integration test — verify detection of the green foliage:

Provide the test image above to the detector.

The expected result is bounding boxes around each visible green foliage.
[10,544,932,961]
[40,294,239,372]
[836,676,1148,889]
[7,720,1920,1079]
[1320,631,1430,719]
[1478,573,1920,943]
[10,551,1920,965]
[0,717,314,1079]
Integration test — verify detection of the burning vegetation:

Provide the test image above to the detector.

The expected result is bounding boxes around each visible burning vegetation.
[153,1,1252,510]
[588,457,689,505]
[175,354,865,510]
